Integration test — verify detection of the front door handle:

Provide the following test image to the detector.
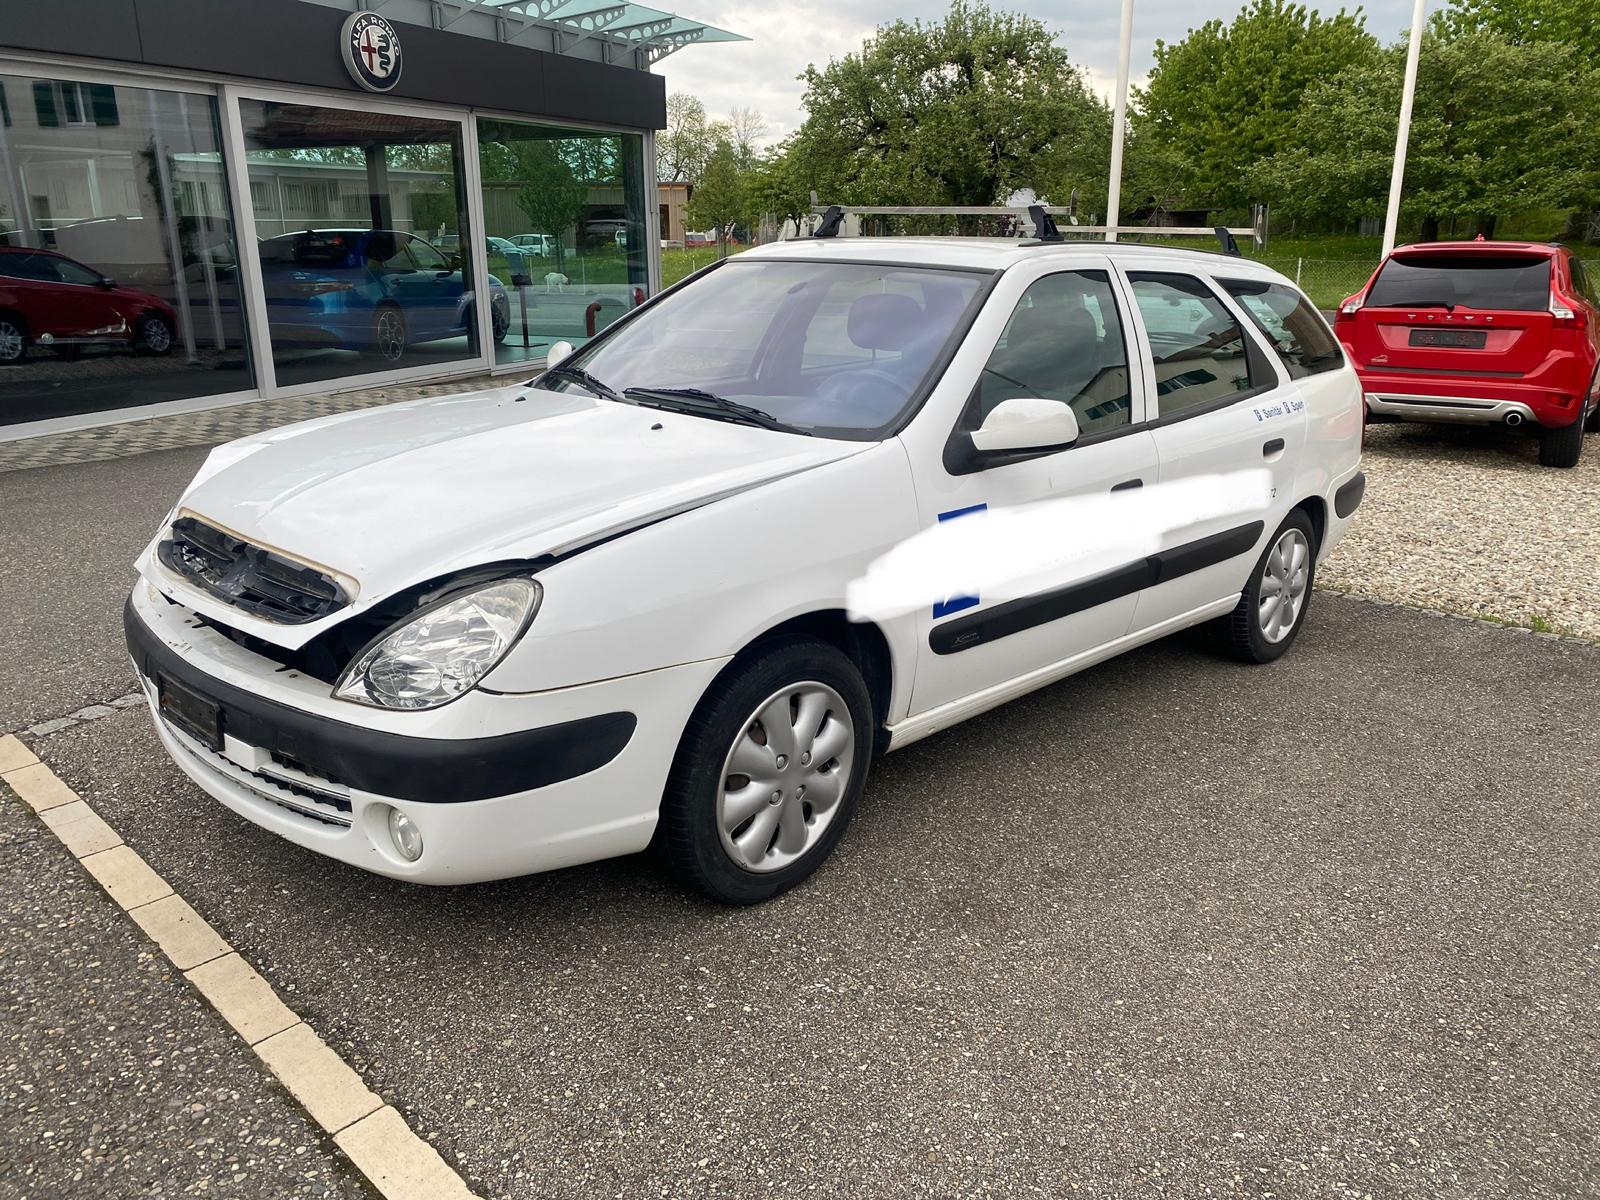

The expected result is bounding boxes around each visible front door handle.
[1110,478,1144,492]
[1263,438,1285,456]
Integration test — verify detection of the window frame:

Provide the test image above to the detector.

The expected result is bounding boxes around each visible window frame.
[1217,275,1345,380]
[1121,269,1280,426]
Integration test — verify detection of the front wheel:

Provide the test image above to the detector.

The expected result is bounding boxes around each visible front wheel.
[1222,510,1317,664]
[659,637,873,904]
[134,312,174,356]
[1538,416,1584,468]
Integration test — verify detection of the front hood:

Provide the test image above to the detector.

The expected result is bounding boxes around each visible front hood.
[144,383,866,648]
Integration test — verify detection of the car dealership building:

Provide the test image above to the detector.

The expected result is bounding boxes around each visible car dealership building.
[0,0,737,435]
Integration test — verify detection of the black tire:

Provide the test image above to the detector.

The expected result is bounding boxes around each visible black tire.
[1222,508,1318,664]
[0,311,27,366]
[133,312,174,356]
[369,304,407,364]
[1538,417,1584,468]
[659,636,874,905]
[491,305,509,345]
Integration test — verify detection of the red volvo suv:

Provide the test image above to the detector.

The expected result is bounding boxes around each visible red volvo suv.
[1334,241,1600,467]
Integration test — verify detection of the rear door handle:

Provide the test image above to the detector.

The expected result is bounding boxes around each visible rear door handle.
[1263,438,1285,456]
[1110,478,1144,492]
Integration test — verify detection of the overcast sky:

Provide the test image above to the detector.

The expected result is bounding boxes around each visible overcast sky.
[660,0,1439,145]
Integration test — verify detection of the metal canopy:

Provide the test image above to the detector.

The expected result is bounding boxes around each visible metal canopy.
[305,0,745,68]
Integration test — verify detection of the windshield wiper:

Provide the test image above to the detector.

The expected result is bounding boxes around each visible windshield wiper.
[623,386,806,434]
[540,362,625,404]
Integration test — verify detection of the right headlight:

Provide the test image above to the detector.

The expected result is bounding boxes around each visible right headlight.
[333,578,541,711]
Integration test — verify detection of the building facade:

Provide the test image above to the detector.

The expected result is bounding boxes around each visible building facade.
[0,0,738,435]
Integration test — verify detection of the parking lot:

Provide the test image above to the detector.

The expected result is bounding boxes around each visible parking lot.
[3,429,1599,1199]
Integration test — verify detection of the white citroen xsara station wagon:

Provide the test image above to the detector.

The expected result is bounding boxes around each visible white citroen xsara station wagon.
[127,230,1365,903]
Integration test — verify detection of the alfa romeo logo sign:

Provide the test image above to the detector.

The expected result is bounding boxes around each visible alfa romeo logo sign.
[341,12,403,93]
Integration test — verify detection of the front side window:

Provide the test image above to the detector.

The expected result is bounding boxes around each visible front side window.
[1127,272,1255,417]
[49,256,104,286]
[545,259,988,440]
[972,270,1133,436]
[1221,278,1342,379]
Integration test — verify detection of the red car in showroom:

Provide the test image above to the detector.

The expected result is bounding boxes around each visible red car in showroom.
[0,245,177,366]
[1335,241,1600,467]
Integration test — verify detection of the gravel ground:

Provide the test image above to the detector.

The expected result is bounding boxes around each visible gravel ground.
[1319,422,1600,640]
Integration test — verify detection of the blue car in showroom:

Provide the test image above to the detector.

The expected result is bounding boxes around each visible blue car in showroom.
[257,228,510,363]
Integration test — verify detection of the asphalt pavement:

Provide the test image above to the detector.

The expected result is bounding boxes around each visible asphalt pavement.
[2,445,1598,1198]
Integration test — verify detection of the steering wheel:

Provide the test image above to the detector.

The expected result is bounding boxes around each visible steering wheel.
[810,367,907,421]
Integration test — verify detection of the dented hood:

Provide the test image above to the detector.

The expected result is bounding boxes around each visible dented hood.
[143,383,865,648]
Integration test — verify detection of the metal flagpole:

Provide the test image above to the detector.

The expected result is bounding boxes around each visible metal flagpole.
[1104,0,1134,243]
[1382,0,1428,257]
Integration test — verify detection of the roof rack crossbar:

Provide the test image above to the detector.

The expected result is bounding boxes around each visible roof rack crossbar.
[805,205,1262,249]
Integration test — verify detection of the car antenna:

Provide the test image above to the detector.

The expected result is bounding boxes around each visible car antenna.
[1214,226,1241,256]
[1028,205,1063,243]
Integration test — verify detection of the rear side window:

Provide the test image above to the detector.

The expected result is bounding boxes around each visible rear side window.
[1366,254,1551,311]
[1221,278,1343,379]
[1127,272,1256,417]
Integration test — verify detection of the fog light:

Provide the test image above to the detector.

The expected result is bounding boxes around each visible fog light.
[387,808,423,862]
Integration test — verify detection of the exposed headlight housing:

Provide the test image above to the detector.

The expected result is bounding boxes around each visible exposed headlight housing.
[333,578,541,710]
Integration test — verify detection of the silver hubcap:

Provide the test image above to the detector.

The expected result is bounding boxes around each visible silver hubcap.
[376,310,405,360]
[142,318,171,352]
[0,321,21,361]
[717,682,855,874]
[1258,528,1310,643]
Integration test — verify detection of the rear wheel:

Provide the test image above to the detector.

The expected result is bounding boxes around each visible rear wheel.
[0,312,27,365]
[1538,416,1584,468]
[659,637,873,904]
[370,304,406,363]
[1223,509,1317,664]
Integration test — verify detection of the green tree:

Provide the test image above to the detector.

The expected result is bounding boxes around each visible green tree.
[657,93,731,184]
[1254,25,1600,237]
[685,139,745,253]
[1442,0,1600,59]
[510,138,588,271]
[787,0,1108,210]
[1134,0,1380,212]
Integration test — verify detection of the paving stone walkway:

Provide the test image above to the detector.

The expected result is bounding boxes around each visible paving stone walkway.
[0,374,506,474]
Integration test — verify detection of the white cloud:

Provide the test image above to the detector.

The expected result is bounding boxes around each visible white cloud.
[658,0,1435,143]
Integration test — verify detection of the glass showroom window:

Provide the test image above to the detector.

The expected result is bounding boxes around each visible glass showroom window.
[476,117,648,367]
[0,73,252,425]
[238,100,485,388]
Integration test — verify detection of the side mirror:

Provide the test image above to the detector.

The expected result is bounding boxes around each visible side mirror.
[546,340,575,368]
[99,277,117,289]
[970,397,1080,454]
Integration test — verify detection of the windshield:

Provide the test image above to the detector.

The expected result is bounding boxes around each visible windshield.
[1367,254,1551,311]
[542,259,990,439]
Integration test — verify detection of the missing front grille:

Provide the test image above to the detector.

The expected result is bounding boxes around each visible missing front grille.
[159,517,349,625]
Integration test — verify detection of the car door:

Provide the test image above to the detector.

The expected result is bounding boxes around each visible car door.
[903,261,1159,717]
[44,253,124,336]
[1119,269,1303,633]
[399,234,465,339]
